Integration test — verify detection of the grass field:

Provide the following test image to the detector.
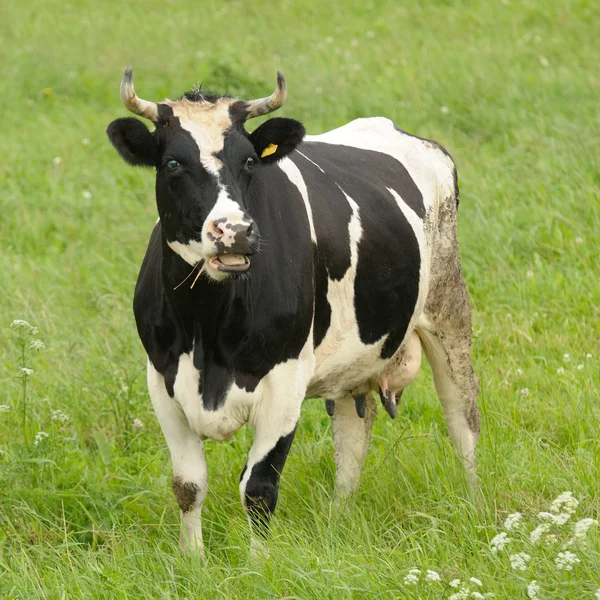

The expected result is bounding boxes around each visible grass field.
[1,0,599,597]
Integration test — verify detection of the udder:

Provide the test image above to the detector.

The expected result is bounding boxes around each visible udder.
[376,330,422,417]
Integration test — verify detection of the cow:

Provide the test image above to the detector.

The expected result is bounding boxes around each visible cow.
[106,66,480,556]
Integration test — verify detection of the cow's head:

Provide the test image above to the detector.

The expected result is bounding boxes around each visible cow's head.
[107,67,305,280]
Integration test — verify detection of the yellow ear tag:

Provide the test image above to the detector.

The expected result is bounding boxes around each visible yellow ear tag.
[261,143,278,158]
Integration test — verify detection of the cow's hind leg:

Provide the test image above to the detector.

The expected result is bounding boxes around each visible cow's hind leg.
[331,393,377,498]
[417,231,480,483]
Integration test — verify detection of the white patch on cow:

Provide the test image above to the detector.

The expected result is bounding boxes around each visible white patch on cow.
[147,362,207,556]
[277,157,317,243]
[306,117,455,213]
[167,99,235,176]
[167,239,204,266]
[308,191,387,399]
[201,187,249,248]
[172,351,250,441]
[295,149,325,173]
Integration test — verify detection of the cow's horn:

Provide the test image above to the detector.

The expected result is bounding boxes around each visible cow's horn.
[120,66,159,122]
[244,71,287,119]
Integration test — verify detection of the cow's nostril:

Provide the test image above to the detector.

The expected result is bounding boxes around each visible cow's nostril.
[208,220,225,238]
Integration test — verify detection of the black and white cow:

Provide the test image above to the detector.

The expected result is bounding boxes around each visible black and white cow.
[107,67,480,555]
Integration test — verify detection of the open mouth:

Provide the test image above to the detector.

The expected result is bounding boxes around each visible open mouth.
[208,253,251,273]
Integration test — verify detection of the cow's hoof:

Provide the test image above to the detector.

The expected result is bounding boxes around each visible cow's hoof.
[179,531,205,560]
[249,536,270,560]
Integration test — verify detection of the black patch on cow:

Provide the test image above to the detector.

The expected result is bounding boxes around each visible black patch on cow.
[312,242,331,348]
[296,142,421,360]
[392,122,459,207]
[243,427,297,534]
[291,152,353,280]
[133,227,193,398]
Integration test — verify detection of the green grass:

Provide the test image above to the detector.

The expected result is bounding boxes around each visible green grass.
[1,0,599,597]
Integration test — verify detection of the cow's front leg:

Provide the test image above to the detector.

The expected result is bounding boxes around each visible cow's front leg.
[239,397,301,544]
[147,363,207,557]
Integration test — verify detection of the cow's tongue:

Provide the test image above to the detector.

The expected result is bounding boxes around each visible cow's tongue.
[217,253,246,266]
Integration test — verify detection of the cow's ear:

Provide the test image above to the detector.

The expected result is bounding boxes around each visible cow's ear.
[248,118,306,164]
[106,117,158,167]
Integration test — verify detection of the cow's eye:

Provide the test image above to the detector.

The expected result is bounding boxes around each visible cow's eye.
[244,157,256,170]
[166,159,179,170]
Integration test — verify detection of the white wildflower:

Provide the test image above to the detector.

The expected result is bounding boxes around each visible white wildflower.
[440,105,450,114]
[545,534,558,545]
[595,588,600,600]
[29,339,46,351]
[526,270,534,278]
[553,512,571,525]
[538,511,555,520]
[515,368,523,376]
[555,551,580,571]
[0,405,11,413]
[527,580,540,599]
[133,418,144,429]
[510,552,531,571]
[471,593,484,599]
[556,367,565,375]
[449,588,470,600]
[586,353,592,359]
[51,409,70,424]
[350,39,359,47]
[563,353,570,362]
[403,572,419,585]
[575,236,583,244]
[520,387,530,397]
[490,531,511,553]
[550,491,579,515]
[449,579,461,588]
[504,512,523,530]
[577,364,584,371]
[19,367,34,377]
[325,36,334,44]
[52,156,63,167]
[34,431,49,446]
[574,517,598,537]
[539,56,549,67]
[425,569,441,582]
[530,523,551,544]
[10,320,38,334]
[81,138,90,145]
[82,190,92,200]
[469,578,482,587]
[366,30,375,38]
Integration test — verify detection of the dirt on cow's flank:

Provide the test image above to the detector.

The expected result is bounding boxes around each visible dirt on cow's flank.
[0,0,598,598]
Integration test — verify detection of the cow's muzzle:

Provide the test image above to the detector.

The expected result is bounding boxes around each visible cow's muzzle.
[208,253,251,273]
